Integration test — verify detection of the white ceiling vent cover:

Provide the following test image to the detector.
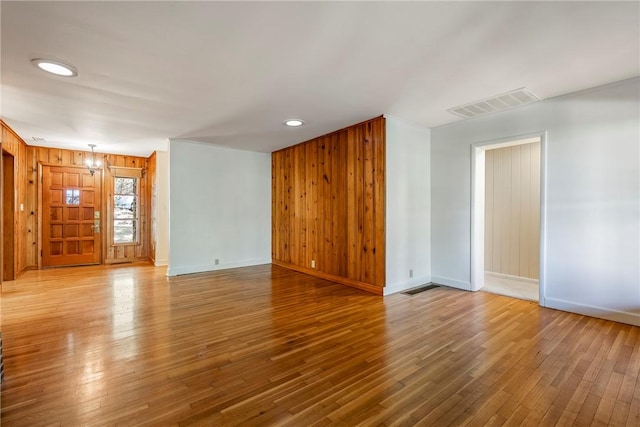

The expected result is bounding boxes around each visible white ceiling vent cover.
[447,88,541,119]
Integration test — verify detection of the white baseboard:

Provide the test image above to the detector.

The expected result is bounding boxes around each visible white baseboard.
[485,271,539,284]
[166,258,271,277]
[544,297,640,327]
[154,259,168,267]
[430,275,471,291]
[384,276,432,296]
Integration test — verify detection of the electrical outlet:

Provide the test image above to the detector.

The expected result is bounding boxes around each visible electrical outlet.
[311,260,316,268]
[214,259,219,265]
[409,269,413,278]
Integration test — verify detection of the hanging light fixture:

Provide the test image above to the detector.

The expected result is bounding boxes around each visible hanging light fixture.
[86,144,102,176]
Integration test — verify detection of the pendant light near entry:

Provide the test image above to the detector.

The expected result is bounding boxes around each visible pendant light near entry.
[86,144,102,176]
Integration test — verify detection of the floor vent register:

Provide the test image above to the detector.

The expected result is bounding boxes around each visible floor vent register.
[403,284,440,296]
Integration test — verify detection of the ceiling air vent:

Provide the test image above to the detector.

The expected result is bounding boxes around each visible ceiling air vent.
[447,88,541,120]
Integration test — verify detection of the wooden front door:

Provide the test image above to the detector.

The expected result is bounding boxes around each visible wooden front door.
[42,166,101,267]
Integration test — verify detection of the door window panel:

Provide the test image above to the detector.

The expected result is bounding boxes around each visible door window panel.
[65,189,80,205]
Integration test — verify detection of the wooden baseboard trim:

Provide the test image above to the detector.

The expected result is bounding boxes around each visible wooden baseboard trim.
[104,257,150,265]
[272,260,384,295]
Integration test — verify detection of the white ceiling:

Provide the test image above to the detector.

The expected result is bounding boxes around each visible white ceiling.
[1,1,638,157]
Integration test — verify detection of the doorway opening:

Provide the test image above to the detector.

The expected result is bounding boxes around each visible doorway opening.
[471,133,546,304]
[2,150,15,281]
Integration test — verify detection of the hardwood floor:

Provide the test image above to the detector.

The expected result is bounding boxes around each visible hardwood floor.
[1,264,638,426]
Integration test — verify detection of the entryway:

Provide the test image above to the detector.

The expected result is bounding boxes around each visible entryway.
[471,133,545,303]
[41,165,102,267]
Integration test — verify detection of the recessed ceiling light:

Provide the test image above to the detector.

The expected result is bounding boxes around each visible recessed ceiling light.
[31,58,78,77]
[283,119,305,127]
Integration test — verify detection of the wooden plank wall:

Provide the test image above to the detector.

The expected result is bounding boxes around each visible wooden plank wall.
[485,141,541,279]
[32,147,149,265]
[1,119,151,272]
[1,120,30,274]
[272,116,386,294]
[147,151,157,264]
[102,154,149,264]
[3,154,16,279]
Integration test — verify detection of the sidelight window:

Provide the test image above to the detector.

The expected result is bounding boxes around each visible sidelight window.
[113,176,138,244]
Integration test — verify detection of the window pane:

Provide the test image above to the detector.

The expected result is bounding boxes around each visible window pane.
[114,220,136,244]
[66,189,80,205]
[114,195,135,217]
[113,176,138,244]
[115,177,136,195]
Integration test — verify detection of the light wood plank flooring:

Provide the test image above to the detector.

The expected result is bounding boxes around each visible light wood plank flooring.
[1,264,638,426]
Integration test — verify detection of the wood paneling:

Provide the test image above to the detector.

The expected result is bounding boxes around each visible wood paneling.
[147,151,157,264]
[1,120,25,157]
[1,120,30,275]
[2,264,639,425]
[0,120,151,271]
[102,161,148,264]
[272,116,385,293]
[3,152,16,280]
[35,148,150,265]
[485,141,541,279]
[0,141,2,287]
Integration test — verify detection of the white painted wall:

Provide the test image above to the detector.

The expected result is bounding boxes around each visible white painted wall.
[431,78,640,326]
[167,139,271,276]
[384,116,431,295]
[153,150,169,266]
